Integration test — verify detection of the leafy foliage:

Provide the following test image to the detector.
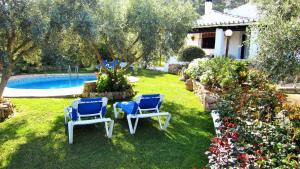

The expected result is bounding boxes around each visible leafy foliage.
[185,58,210,80]
[178,46,206,62]
[197,58,300,168]
[70,0,198,69]
[96,69,132,92]
[254,0,300,82]
[185,57,249,89]
[0,0,50,96]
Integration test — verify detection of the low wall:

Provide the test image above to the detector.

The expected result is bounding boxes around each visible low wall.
[277,83,300,94]
[192,80,219,112]
[82,81,136,100]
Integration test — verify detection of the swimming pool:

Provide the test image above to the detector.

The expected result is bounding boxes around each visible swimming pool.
[7,74,97,89]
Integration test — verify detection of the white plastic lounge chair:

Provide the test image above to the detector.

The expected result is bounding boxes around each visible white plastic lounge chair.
[64,97,114,144]
[113,94,171,134]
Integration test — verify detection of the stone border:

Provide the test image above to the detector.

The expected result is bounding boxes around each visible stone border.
[82,81,136,100]
[82,88,136,100]
[192,80,219,112]
[277,84,300,94]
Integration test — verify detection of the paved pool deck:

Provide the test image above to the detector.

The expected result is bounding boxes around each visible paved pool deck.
[3,86,84,98]
[3,74,139,98]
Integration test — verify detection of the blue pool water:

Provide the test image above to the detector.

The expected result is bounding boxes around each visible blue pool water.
[7,74,97,89]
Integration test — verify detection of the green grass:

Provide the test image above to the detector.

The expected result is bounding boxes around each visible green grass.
[0,70,214,169]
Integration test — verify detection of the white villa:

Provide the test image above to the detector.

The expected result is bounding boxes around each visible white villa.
[186,0,260,59]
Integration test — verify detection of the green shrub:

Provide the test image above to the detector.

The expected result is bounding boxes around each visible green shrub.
[185,58,209,80]
[178,46,206,62]
[96,69,132,92]
[185,57,249,89]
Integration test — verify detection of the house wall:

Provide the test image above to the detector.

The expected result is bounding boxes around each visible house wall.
[226,31,244,59]
[249,27,259,58]
[187,31,246,59]
[186,33,215,56]
[186,33,201,47]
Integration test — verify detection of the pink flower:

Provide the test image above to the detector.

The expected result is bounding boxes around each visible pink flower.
[238,153,249,161]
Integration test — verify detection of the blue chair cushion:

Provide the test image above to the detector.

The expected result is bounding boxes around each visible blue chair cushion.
[140,94,162,109]
[141,94,160,98]
[78,97,106,117]
[116,101,138,115]
[139,98,160,109]
[80,97,102,102]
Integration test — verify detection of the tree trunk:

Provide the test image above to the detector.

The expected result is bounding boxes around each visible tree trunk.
[293,76,298,88]
[0,64,12,98]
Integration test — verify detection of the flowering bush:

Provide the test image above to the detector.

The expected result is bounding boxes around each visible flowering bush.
[96,69,132,92]
[185,57,249,89]
[185,58,209,80]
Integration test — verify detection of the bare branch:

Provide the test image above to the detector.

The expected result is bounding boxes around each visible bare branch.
[12,39,32,55]
[126,34,140,52]
[89,41,109,73]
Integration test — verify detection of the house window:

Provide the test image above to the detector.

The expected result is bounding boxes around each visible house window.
[201,32,215,49]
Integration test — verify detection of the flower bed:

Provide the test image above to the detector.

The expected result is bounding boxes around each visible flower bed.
[185,57,300,168]
[82,69,136,100]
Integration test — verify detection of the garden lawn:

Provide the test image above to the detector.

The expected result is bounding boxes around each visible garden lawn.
[0,70,214,169]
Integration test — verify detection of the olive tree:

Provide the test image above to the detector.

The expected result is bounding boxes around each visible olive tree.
[0,0,83,97]
[254,0,300,83]
[71,0,198,70]
[0,0,48,97]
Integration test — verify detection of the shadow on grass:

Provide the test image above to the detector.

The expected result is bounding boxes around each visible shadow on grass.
[6,101,213,169]
[0,119,27,144]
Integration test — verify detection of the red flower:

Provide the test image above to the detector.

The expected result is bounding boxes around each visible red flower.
[212,137,222,144]
[255,150,263,155]
[209,147,220,155]
[231,132,239,140]
[238,153,249,161]
[223,117,230,122]
[227,123,236,128]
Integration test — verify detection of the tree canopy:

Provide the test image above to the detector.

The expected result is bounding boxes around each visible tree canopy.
[70,0,198,69]
[0,0,50,96]
[254,0,300,82]
[0,0,198,97]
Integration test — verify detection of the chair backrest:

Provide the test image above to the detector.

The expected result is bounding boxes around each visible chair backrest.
[72,97,108,119]
[136,94,164,110]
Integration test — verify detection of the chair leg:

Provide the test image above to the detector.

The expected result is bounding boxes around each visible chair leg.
[157,116,163,129]
[127,116,135,134]
[68,122,74,144]
[163,114,171,130]
[113,103,119,119]
[104,122,109,136]
[133,117,139,134]
[108,120,114,138]
[64,112,68,125]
